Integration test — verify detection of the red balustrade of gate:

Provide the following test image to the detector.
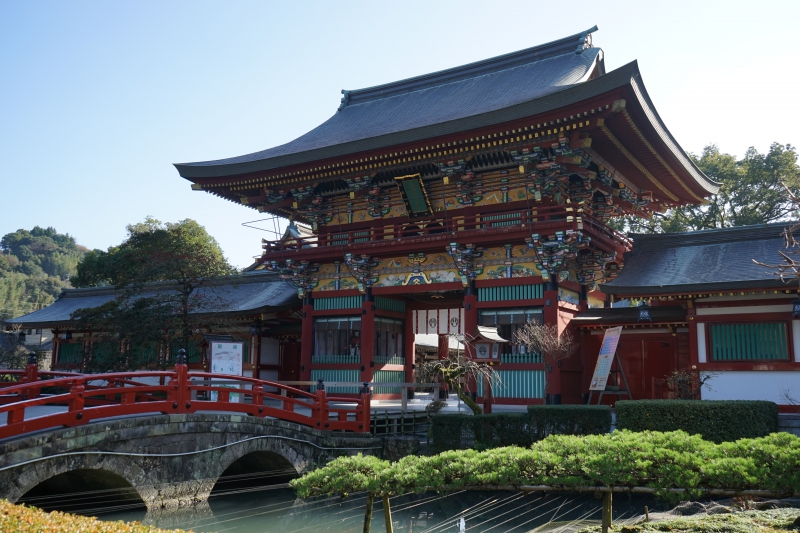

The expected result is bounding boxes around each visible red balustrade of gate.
[0,355,370,441]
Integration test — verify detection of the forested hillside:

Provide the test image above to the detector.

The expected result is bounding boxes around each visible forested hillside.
[0,227,88,319]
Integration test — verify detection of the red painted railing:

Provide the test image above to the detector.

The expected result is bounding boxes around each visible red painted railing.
[0,361,371,441]
[260,205,632,258]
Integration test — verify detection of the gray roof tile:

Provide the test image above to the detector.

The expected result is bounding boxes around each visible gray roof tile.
[601,223,792,294]
[5,272,299,327]
[175,27,601,178]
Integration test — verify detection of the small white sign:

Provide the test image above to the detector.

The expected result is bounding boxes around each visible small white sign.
[210,342,243,402]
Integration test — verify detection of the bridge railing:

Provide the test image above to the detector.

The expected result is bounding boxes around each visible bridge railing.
[0,351,371,441]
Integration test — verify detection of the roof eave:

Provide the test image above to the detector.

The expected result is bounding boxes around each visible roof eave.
[600,278,789,296]
[627,73,720,195]
[175,56,632,180]
[175,60,716,201]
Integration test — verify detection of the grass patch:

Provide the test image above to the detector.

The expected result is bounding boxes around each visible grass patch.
[0,500,189,533]
[577,508,800,533]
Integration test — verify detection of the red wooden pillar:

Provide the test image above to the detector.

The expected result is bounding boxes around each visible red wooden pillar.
[463,284,478,360]
[437,334,449,359]
[359,382,371,432]
[464,283,481,407]
[687,304,698,366]
[543,281,562,404]
[360,289,375,383]
[300,294,314,382]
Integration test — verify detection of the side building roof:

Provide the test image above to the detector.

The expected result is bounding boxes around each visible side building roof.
[601,223,793,296]
[4,271,299,328]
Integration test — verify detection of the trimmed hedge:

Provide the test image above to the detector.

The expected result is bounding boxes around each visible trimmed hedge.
[527,405,611,438]
[431,405,612,452]
[615,400,778,443]
[431,413,529,452]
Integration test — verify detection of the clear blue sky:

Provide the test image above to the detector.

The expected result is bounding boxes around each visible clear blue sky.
[2,1,798,268]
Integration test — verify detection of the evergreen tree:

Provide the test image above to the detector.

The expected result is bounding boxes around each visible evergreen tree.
[71,217,238,371]
[612,143,800,234]
[0,227,87,319]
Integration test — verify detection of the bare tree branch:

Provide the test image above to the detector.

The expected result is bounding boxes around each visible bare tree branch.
[514,321,577,400]
[753,183,800,285]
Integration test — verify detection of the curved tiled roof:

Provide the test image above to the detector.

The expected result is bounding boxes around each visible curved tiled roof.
[175,27,602,178]
[601,223,791,295]
[4,272,298,327]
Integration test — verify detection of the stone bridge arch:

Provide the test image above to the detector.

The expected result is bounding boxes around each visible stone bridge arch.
[0,413,380,509]
[13,458,148,510]
[18,466,146,513]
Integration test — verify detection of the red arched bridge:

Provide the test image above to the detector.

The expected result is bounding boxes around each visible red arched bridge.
[0,351,371,441]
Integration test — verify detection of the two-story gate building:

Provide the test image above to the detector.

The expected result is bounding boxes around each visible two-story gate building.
[173,27,718,405]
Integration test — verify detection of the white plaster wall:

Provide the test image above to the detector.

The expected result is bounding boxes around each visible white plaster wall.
[701,371,800,403]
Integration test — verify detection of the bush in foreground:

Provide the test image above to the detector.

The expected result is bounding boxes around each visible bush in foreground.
[292,430,800,501]
[0,500,188,533]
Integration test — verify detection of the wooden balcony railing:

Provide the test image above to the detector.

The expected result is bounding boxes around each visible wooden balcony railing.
[260,205,632,258]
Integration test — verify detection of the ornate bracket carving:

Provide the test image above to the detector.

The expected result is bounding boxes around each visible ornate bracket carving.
[455,171,483,206]
[447,242,484,286]
[295,194,334,230]
[365,183,392,219]
[263,259,319,298]
[526,230,591,282]
[263,188,289,204]
[344,253,380,292]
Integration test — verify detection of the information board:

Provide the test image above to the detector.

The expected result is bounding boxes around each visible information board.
[210,342,243,402]
[589,326,622,391]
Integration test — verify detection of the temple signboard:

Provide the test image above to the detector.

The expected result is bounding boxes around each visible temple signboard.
[210,342,243,402]
[589,326,622,391]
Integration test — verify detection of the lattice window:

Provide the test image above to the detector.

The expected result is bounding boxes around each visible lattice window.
[709,323,789,361]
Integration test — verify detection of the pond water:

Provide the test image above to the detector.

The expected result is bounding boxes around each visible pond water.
[95,487,671,533]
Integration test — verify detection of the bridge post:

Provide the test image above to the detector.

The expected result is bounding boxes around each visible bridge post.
[22,352,39,399]
[174,349,189,410]
[360,382,371,433]
[316,379,328,429]
[251,384,264,416]
[68,382,85,413]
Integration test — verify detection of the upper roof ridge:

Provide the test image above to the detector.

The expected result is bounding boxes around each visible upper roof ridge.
[338,26,598,110]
